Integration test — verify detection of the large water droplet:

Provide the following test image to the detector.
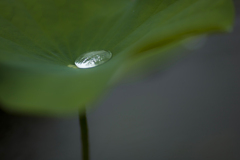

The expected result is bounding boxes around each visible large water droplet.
[75,50,112,69]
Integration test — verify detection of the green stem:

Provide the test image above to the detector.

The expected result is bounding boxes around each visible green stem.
[79,108,89,160]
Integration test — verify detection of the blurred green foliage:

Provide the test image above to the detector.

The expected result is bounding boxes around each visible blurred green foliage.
[0,0,234,115]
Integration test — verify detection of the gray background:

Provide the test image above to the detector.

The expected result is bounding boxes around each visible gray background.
[1,1,240,160]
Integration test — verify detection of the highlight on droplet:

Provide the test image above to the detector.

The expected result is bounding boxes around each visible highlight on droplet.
[75,50,112,69]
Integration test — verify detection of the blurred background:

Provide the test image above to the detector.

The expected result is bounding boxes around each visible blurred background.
[1,1,240,160]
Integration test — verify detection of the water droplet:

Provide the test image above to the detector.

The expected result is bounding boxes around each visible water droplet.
[75,50,112,69]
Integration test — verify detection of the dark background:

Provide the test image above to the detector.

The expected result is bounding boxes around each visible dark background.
[1,1,240,160]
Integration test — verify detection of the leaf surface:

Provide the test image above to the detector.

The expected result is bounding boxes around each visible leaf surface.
[0,0,234,115]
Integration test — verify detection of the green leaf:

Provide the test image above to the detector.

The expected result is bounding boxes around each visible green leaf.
[0,0,234,115]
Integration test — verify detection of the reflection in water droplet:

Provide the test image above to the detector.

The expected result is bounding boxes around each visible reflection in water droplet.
[75,50,112,69]
[68,64,78,69]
